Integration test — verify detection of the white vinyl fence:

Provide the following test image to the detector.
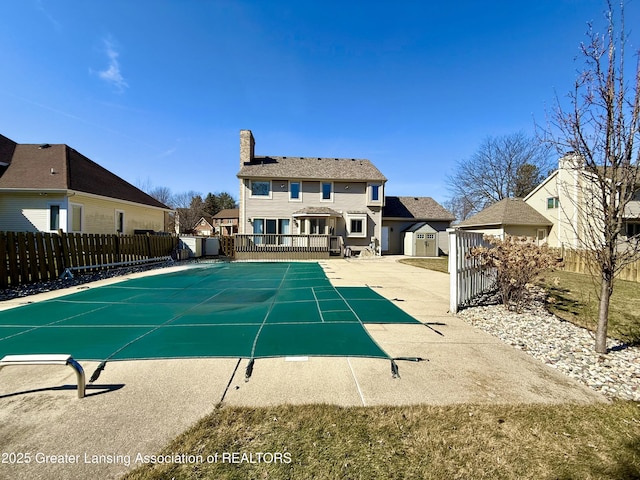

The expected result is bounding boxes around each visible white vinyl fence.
[447,229,497,313]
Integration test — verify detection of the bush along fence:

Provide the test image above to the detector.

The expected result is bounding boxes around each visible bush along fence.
[552,246,640,283]
[447,229,497,313]
[0,231,179,288]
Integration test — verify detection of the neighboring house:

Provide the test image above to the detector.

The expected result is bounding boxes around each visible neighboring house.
[237,130,387,254]
[0,134,172,235]
[191,209,239,236]
[212,208,239,236]
[193,216,215,236]
[382,196,454,255]
[456,197,553,245]
[524,153,640,248]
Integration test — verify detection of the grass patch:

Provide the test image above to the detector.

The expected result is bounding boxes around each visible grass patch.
[538,270,640,345]
[123,402,640,480]
[399,256,449,274]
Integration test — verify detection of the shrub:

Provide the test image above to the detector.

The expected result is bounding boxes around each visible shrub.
[469,236,561,311]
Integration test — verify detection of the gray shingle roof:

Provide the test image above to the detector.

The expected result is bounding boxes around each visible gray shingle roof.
[213,208,239,219]
[383,196,455,221]
[457,198,552,227]
[0,137,170,210]
[292,206,342,217]
[238,156,387,182]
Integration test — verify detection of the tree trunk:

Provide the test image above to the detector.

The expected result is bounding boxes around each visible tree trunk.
[595,273,613,354]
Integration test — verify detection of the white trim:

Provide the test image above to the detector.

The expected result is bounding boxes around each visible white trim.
[115,209,125,234]
[523,170,558,201]
[69,202,84,233]
[346,212,367,238]
[289,180,302,202]
[320,181,334,202]
[47,202,63,232]
[367,183,383,205]
[66,190,172,212]
[249,180,272,199]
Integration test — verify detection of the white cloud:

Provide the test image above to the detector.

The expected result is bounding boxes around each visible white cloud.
[97,38,128,92]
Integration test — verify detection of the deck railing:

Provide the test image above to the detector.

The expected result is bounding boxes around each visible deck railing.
[234,234,332,260]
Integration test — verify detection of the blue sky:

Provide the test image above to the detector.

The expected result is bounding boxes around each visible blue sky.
[1,0,636,204]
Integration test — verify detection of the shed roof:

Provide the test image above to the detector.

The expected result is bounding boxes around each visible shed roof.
[383,196,454,221]
[0,136,170,210]
[238,156,387,182]
[403,222,437,233]
[457,198,552,228]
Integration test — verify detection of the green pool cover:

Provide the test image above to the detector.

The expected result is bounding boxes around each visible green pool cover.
[0,262,421,364]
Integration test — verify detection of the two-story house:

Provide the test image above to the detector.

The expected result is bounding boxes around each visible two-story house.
[237,130,387,256]
[212,208,239,236]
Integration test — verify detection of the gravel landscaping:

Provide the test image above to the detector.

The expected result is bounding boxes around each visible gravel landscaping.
[457,290,640,401]
[0,259,185,302]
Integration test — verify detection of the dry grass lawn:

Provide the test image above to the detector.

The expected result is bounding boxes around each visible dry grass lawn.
[123,402,640,480]
[538,270,640,345]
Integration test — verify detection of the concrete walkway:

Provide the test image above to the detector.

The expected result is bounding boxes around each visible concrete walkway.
[0,257,604,479]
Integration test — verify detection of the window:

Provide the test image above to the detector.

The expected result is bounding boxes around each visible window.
[250,180,271,197]
[253,218,264,234]
[278,219,290,234]
[351,219,363,234]
[547,197,559,209]
[347,214,367,238]
[70,203,83,232]
[626,222,640,238]
[370,184,381,202]
[49,205,60,231]
[321,182,333,201]
[115,210,125,234]
[290,181,301,201]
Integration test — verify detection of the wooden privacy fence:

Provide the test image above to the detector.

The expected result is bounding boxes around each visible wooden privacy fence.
[551,247,640,283]
[448,229,497,313]
[0,231,178,288]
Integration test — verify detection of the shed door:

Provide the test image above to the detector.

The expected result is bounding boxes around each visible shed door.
[416,233,437,257]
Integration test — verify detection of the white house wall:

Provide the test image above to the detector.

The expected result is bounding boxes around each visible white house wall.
[0,192,165,234]
[0,193,68,232]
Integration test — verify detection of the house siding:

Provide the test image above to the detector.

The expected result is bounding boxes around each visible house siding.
[72,194,165,235]
[242,179,382,246]
[524,177,560,247]
[0,193,68,232]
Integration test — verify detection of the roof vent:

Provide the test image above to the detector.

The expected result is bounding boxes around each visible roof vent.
[50,168,56,175]
[39,144,51,149]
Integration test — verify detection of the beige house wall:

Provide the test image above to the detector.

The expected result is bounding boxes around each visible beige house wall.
[241,178,384,247]
[72,193,166,235]
[524,177,560,247]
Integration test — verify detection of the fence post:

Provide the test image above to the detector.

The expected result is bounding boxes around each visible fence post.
[448,228,458,313]
[0,232,7,289]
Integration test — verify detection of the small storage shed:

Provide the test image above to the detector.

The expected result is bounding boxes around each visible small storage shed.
[403,222,439,257]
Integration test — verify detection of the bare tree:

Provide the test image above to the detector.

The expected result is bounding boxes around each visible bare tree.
[543,1,640,353]
[447,131,552,220]
[148,186,173,207]
[172,191,203,234]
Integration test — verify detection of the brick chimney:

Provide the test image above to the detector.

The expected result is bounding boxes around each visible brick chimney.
[240,129,255,167]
